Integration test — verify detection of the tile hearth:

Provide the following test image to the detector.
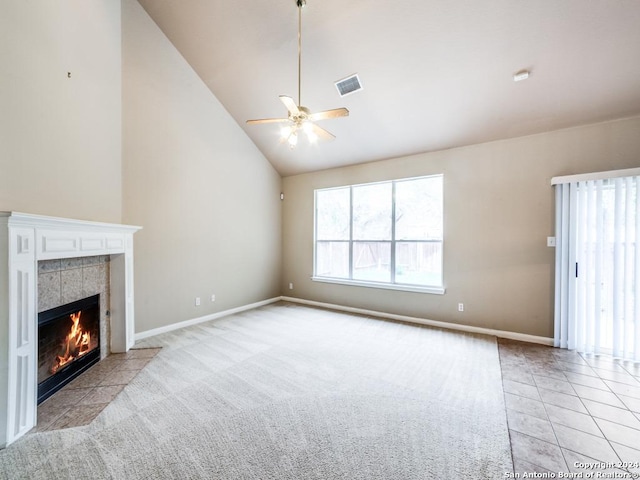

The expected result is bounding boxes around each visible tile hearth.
[33,347,160,432]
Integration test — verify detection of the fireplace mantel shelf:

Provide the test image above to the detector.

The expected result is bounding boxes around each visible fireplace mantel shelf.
[0,212,142,448]
[2,212,141,233]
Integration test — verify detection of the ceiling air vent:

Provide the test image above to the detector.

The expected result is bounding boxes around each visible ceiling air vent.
[335,74,363,97]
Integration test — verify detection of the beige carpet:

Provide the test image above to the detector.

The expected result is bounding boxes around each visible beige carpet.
[0,302,513,479]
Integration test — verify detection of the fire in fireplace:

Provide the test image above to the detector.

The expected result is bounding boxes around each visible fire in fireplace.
[38,294,101,404]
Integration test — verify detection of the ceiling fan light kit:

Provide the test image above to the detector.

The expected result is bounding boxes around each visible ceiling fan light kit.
[246,0,349,149]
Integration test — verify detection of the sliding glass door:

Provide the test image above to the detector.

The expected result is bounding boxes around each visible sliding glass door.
[554,171,640,362]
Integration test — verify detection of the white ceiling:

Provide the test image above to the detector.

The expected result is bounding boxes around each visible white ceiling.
[137,0,640,177]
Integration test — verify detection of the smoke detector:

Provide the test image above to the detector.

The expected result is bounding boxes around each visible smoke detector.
[335,73,363,97]
[513,70,530,82]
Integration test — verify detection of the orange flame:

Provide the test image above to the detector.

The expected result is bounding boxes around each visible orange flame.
[50,311,92,374]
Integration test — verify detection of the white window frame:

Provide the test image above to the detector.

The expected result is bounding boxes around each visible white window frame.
[312,175,445,295]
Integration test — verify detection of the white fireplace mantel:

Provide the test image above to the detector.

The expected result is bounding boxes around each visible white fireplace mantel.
[0,212,141,448]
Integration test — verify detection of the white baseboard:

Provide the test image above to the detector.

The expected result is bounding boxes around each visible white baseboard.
[134,296,282,342]
[281,296,554,346]
[135,295,554,347]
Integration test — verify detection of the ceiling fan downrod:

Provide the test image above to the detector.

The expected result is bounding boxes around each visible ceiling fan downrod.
[296,0,305,107]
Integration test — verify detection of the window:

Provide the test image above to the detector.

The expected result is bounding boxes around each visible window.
[314,175,444,293]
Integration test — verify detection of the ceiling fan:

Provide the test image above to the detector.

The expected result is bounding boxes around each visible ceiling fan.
[246,0,349,148]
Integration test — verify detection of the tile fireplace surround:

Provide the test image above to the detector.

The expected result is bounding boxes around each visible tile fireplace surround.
[0,212,141,448]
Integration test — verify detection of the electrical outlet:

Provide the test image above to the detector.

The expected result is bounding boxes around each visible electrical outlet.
[458,303,464,312]
[211,294,216,302]
[547,236,556,247]
[289,283,293,290]
[195,297,201,306]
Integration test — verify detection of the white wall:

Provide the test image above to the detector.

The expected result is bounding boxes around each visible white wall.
[122,0,282,334]
[282,117,640,338]
[0,0,122,222]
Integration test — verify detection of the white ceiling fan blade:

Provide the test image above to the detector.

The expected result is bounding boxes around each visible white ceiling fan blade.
[310,123,335,141]
[246,117,290,125]
[308,107,349,121]
[279,95,300,116]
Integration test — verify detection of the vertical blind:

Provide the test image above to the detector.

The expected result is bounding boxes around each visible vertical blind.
[554,170,640,362]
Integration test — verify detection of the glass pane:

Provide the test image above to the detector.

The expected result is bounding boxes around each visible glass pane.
[353,183,392,240]
[315,241,349,278]
[395,176,443,240]
[395,242,442,286]
[353,242,391,282]
[316,188,350,240]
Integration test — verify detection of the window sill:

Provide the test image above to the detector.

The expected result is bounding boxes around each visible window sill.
[311,276,445,295]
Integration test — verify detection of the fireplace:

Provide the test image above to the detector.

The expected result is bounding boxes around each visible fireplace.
[1,212,141,447]
[37,294,101,403]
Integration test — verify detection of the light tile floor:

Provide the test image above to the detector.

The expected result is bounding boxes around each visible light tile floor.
[498,339,640,478]
[33,347,161,432]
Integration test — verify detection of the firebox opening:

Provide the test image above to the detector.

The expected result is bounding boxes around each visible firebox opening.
[37,294,101,404]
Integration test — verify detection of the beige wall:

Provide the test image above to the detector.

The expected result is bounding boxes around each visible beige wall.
[282,116,640,338]
[4,0,640,341]
[0,0,122,222]
[122,0,282,334]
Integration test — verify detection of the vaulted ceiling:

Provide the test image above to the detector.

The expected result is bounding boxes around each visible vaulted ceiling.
[137,0,640,176]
